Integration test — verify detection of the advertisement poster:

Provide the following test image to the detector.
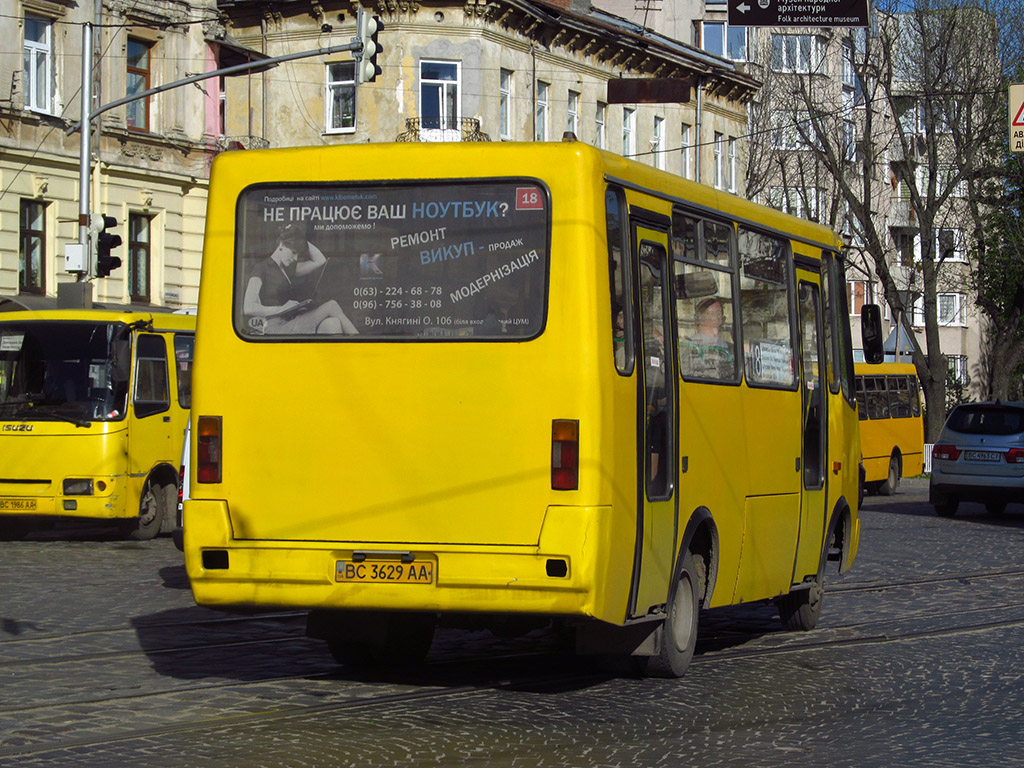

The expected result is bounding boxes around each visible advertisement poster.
[234,181,549,340]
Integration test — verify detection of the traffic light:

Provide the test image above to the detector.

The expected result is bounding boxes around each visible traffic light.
[356,8,382,84]
[94,214,122,278]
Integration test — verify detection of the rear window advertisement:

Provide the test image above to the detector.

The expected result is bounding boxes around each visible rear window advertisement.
[234,183,549,340]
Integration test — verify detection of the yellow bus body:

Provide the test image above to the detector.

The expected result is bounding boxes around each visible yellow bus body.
[855,362,924,492]
[0,309,195,538]
[186,142,861,665]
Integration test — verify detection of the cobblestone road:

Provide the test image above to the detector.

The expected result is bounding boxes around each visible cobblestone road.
[2,478,1024,767]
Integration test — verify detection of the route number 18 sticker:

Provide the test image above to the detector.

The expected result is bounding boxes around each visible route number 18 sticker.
[516,188,544,211]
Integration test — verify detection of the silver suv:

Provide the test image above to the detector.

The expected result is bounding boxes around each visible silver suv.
[930,401,1024,516]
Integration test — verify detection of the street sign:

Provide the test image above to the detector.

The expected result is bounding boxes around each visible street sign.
[1011,82,1024,153]
[728,0,868,27]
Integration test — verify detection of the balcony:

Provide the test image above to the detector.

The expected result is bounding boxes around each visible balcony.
[216,135,270,152]
[396,117,490,143]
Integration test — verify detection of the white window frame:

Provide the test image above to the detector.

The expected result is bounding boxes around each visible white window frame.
[653,116,665,170]
[713,131,724,189]
[622,107,636,157]
[24,14,54,114]
[567,89,580,138]
[535,80,549,141]
[325,62,356,134]
[500,69,513,140]
[938,293,965,326]
[937,228,965,263]
[727,136,737,192]
[596,101,607,149]
[770,33,828,74]
[947,354,969,386]
[420,60,462,142]
[680,123,692,179]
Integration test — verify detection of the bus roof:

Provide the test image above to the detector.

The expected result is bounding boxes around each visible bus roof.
[0,308,196,332]
[208,141,844,254]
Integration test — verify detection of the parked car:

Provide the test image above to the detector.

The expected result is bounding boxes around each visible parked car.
[930,401,1024,516]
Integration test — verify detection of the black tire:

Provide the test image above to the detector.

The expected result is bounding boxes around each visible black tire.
[877,455,901,496]
[640,551,699,678]
[985,501,1007,516]
[935,500,959,517]
[125,481,166,541]
[776,581,823,631]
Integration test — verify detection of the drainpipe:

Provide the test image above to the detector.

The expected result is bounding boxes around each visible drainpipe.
[695,76,703,184]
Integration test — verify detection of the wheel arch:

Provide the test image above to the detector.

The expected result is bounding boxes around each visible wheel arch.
[820,497,854,577]
[678,506,720,608]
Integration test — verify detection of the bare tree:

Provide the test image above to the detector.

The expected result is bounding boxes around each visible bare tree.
[747,0,1006,439]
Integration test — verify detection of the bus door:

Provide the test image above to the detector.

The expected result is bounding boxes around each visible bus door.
[629,223,679,618]
[794,277,828,580]
[128,332,174,483]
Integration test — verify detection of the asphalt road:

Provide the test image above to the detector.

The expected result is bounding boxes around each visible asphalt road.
[2,477,1024,767]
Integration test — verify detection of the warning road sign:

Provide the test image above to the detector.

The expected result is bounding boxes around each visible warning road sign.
[1012,82,1024,153]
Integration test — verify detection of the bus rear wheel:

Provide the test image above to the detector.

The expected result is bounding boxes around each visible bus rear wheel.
[877,455,901,496]
[776,580,823,631]
[640,551,699,678]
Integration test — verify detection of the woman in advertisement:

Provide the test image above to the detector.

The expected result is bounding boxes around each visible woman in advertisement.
[243,224,358,335]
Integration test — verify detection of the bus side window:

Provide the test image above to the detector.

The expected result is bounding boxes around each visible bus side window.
[855,376,868,420]
[737,227,795,388]
[866,376,889,419]
[606,187,633,374]
[174,334,194,408]
[134,334,170,418]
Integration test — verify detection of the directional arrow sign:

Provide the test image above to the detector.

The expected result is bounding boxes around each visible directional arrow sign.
[729,0,868,27]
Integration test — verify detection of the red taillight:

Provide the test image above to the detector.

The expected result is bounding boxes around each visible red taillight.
[932,444,960,461]
[551,419,579,490]
[197,416,222,483]
[178,465,185,504]
[1006,448,1024,464]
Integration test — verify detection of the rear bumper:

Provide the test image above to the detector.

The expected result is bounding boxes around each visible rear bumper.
[184,499,631,625]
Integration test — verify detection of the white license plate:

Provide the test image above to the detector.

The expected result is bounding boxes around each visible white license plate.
[335,560,435,584]
[964,450,1001,462]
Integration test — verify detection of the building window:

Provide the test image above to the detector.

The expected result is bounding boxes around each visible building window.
[847,280,869,315]
[699,21,748,61]
[653,116,665,170]
[126,38,151,131]
[727,136,737,192]
[596,102,607,149]
[768,187,818,220]
[897,232,916,267]
[937,228,964,262]
[770,33,827,74]
[218,75,226,138]
[499,69,512,139]
[713,132,724,189]
[19,199,46,294]
[770,110,814,150]
[680,123,692,179]
[23,14,54,114]
[420,60,461,141]
[938,293,965,326]
[535,80,549,141]
[128,213,152,303]
[842,120,857,161]
[622,107,636,156]
[947,354,969,386]
[325,62,355,133]
[567,90,580,138]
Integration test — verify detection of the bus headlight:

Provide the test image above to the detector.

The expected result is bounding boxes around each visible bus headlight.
[63,478,95,496]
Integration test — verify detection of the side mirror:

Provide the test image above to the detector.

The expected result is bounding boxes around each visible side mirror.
[861,304,884,364]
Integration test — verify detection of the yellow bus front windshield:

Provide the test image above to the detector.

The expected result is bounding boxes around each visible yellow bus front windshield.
[234,181,550,340]
[0,321,132,424]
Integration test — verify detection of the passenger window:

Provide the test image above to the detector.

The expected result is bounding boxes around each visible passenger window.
[673,212,738,383]
[606,187,633,375]
[134,334,169,418]
[866,376,889,419]
[174,334,194,408]
[738,227,795,388]
[855,376,868,420]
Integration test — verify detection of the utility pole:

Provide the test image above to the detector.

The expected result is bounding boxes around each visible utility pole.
[60,22,366,308]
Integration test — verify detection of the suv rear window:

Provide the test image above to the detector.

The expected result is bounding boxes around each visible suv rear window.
[946,404,1024,436]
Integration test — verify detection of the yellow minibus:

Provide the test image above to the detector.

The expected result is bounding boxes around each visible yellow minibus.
[0,308,194,539]
[855,362,924,495]
[185,141,864,676]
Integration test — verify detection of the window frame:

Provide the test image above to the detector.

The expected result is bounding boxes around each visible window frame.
[499,69,513,140]
[325,61,356,134]
[23,14,55,114]
[622,107,636,157]
[126,38,152,132]
[19,198,46,295]
[128,212,152,303]
[419,60,461,140]
[535,80,549,141]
